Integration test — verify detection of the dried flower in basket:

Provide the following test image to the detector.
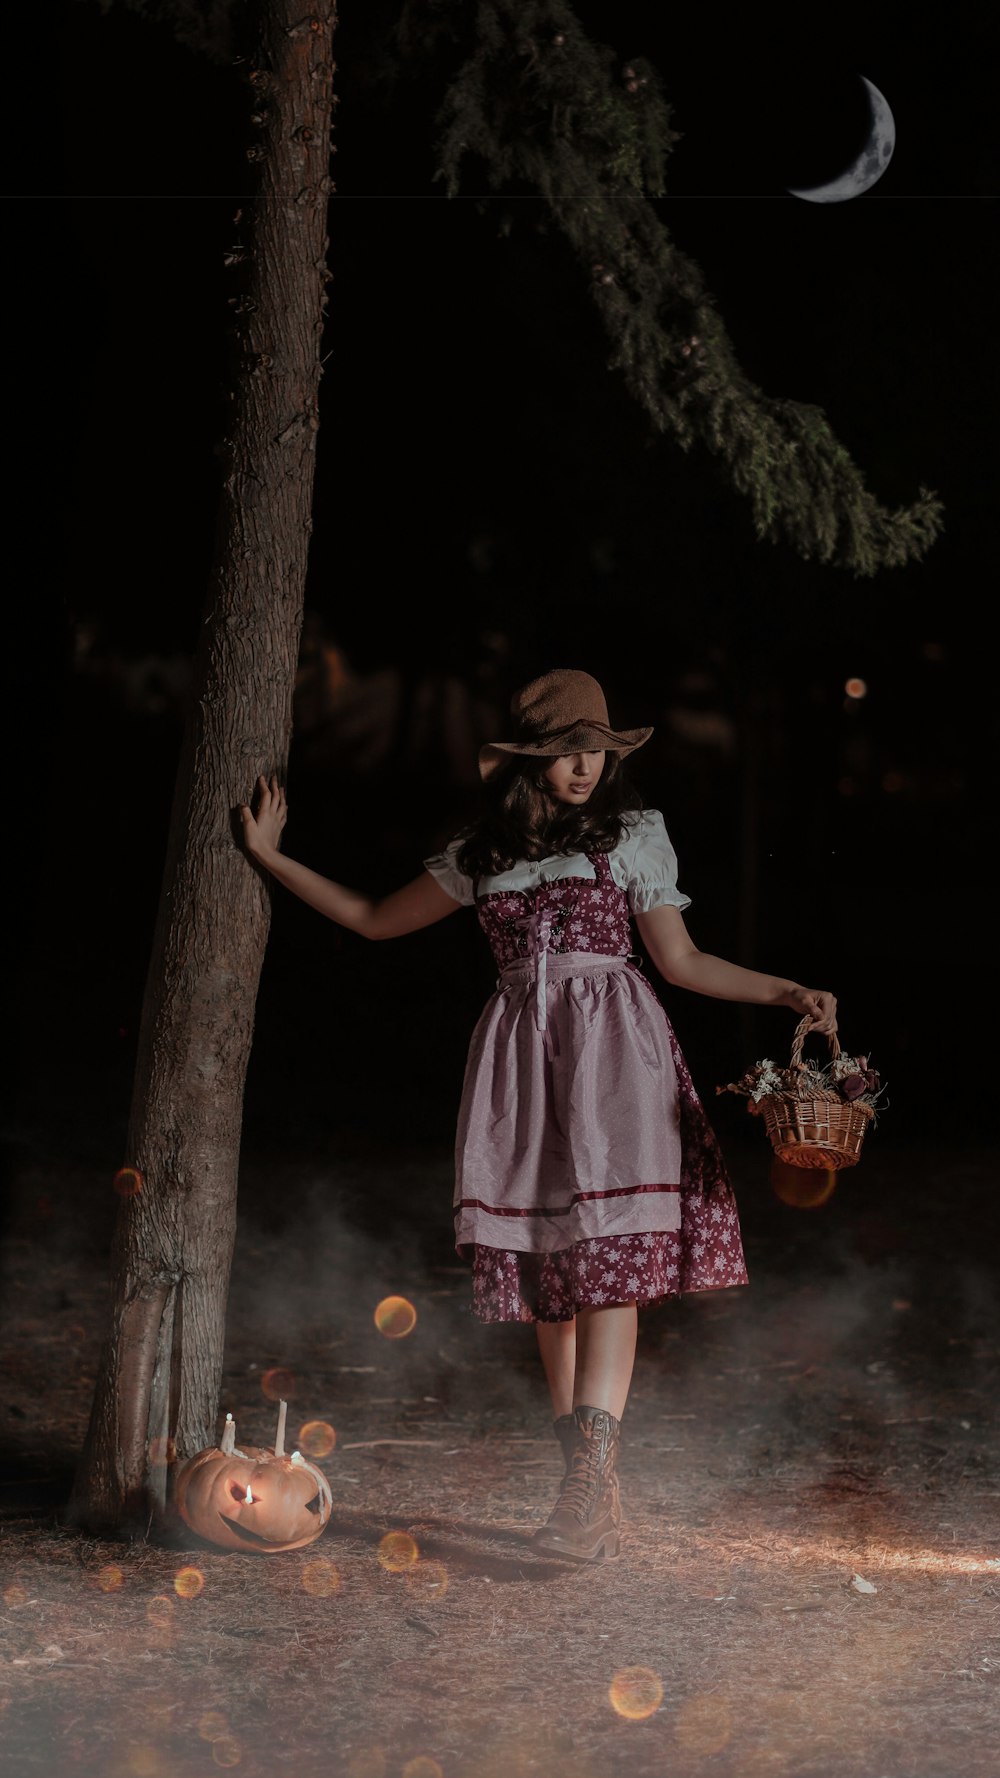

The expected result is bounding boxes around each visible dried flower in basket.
[716,1019,886,1170]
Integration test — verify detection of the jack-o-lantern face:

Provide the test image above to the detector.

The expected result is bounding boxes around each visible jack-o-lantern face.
[174,1445,333,1553]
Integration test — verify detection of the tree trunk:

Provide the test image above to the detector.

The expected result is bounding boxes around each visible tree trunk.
[68,0,338,1536]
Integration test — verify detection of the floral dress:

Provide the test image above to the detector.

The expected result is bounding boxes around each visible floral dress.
[424,809,748,1322]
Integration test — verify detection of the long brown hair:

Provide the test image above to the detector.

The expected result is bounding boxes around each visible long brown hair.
[454,753,646,880]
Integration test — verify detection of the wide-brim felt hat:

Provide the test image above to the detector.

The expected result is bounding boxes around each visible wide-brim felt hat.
[479,668,653,782]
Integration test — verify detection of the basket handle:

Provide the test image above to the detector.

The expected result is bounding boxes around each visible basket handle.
[790,1015,841,1067]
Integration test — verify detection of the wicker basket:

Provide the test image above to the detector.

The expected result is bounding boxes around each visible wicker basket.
[750,1020,874,1170]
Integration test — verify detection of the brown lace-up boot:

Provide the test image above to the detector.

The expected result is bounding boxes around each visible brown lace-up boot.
[552,1411,620,1516]
[532,1405,622,1561]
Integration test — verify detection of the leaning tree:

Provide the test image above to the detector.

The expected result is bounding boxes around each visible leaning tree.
[70,0,941,1536]
[69,0,339,1533]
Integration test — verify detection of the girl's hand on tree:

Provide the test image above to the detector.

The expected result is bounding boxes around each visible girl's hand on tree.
[239,774,288,860]
[785,987,838,1034]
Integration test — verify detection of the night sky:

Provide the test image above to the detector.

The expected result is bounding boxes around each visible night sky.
[10,1,999,1174]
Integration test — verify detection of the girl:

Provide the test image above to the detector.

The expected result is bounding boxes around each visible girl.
[240,667,837,1564]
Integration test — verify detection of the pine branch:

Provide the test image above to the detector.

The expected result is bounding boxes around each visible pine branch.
[399,0,943,577]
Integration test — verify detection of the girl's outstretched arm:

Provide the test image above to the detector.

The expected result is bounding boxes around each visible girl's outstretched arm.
[635,904,837,1033]
[239,775,463,939]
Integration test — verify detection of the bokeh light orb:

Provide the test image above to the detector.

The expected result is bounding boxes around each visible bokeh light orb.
[374,1295,417,1339]
[212,1738,242,1769]
[198,1713,230,1743]
[378,1532,419,1572]
[405,1560,449,1600]
[2,1584,28,1607]
[299,1419,336,1457]
[674,1693,733,1755]
[844,677,867,699]
[770,1158,837,1209]
[261,1366,297,1401]
[609,1667,664,1720]
[113,1167,143,1198]
[301,1558,341,1597]
[174,1566,205,1599]
[96,1565,125,1593]
[145,1593,177,1649]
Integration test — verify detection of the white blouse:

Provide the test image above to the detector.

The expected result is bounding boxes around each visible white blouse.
[423,808,691,915]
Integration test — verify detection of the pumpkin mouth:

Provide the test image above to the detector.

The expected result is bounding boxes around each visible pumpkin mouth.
[218,1514,290,1546]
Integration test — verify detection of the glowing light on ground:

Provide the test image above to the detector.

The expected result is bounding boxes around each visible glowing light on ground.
[261,1366,297,1401]
[2,1584,28,1606]
[148,1436,176,1466]
[405,1560,449,1599]
[675,1693,733,1755]
[301,1558,341,1596]
[299,1419,336,1457]
[112,1167,143,1197]
[96,1565,125,1593]
[770,1159,837,1209]
[402,1760,443,1778]
[198,1712,230,1743]
[608,1666,663,1719]
[844,677,867,698]
[374,1295,417,1338]
[689,1524,1000,1579]
[378,1531,419,1572]
[174,1566,205,1599]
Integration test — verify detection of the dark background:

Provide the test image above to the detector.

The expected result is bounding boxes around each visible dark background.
[8,1,999,1187]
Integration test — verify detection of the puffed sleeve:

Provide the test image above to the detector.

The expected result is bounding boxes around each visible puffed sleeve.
[614,808,691,915]
[422,834,476,907]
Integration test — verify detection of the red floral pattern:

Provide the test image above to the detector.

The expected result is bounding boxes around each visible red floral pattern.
[472,1190,749,1323]
[475,863,633,967]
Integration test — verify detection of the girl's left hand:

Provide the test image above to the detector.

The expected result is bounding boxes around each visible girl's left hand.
[240,774,288,860]
[786,988,838,1034]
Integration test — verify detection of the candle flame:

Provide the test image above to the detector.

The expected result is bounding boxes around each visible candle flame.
[244,1485,253,1504]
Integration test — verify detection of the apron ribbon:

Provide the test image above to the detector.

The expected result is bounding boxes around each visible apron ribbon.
[514,906,556,1032]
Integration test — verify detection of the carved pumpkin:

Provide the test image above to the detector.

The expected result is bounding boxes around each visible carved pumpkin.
[174,1402,333,1554]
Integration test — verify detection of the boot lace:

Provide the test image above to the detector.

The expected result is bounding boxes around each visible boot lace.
[557,1428,610,1523]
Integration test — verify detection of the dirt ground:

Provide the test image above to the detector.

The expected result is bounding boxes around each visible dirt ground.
[2,1125,999,1778]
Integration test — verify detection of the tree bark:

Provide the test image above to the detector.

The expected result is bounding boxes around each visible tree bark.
[68,0,338,1535]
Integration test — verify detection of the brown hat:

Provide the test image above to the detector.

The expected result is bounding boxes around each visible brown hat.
[479,668,653,782]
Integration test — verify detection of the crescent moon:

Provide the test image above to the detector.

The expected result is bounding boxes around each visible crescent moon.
[788,76,895,203]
